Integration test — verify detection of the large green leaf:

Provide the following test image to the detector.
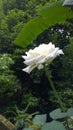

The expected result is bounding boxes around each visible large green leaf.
[33,114,47,125]
[42,120,66,130]
[14,1,73,48]
[67,108,73,116]
[22,128,33,130]
[49,108,67,119]
[49,108,73,120]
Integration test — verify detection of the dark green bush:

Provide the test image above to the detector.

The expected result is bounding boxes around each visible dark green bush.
[0,53,21,112]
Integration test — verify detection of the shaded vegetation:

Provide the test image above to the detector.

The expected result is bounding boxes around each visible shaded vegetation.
[0,0,73,129]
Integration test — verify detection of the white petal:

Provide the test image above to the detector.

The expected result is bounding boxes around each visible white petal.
[24,55,44,65]
[57,49,64,55]
[37,57,45,64]
[45,48,59,59]
[22,55,27,60]
[22,65,36,74]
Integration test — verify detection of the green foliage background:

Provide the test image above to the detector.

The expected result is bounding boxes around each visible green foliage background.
[0,0,73,129]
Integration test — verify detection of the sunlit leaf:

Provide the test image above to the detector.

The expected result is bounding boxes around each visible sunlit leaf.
[22,128,33,130]
[67,108,73,116]
[49,108,67,119]
[42,120,66,130]
[14,1,73,48]
[33,114,47,125]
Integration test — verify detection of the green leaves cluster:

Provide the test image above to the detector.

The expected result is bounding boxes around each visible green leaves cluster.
[14,105,39,130]
[0,54,20,93]
[0,54,21,112]
[22,108,73,130]
[0,0,49,53]
[0,0,73,128]
[14,1,73,48]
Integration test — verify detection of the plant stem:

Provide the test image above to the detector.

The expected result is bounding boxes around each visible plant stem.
[44,65,65,112]
[24,102,31,113]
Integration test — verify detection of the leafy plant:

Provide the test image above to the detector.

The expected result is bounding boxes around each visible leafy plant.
[14,0,73,48]
[21,108,73,130]
[0,54,21,112]
[14,105,39,130]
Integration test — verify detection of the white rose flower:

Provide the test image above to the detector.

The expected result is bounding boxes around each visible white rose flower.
[22,42,64,73]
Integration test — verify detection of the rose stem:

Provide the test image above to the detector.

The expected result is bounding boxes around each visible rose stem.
[44,65,65,112]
